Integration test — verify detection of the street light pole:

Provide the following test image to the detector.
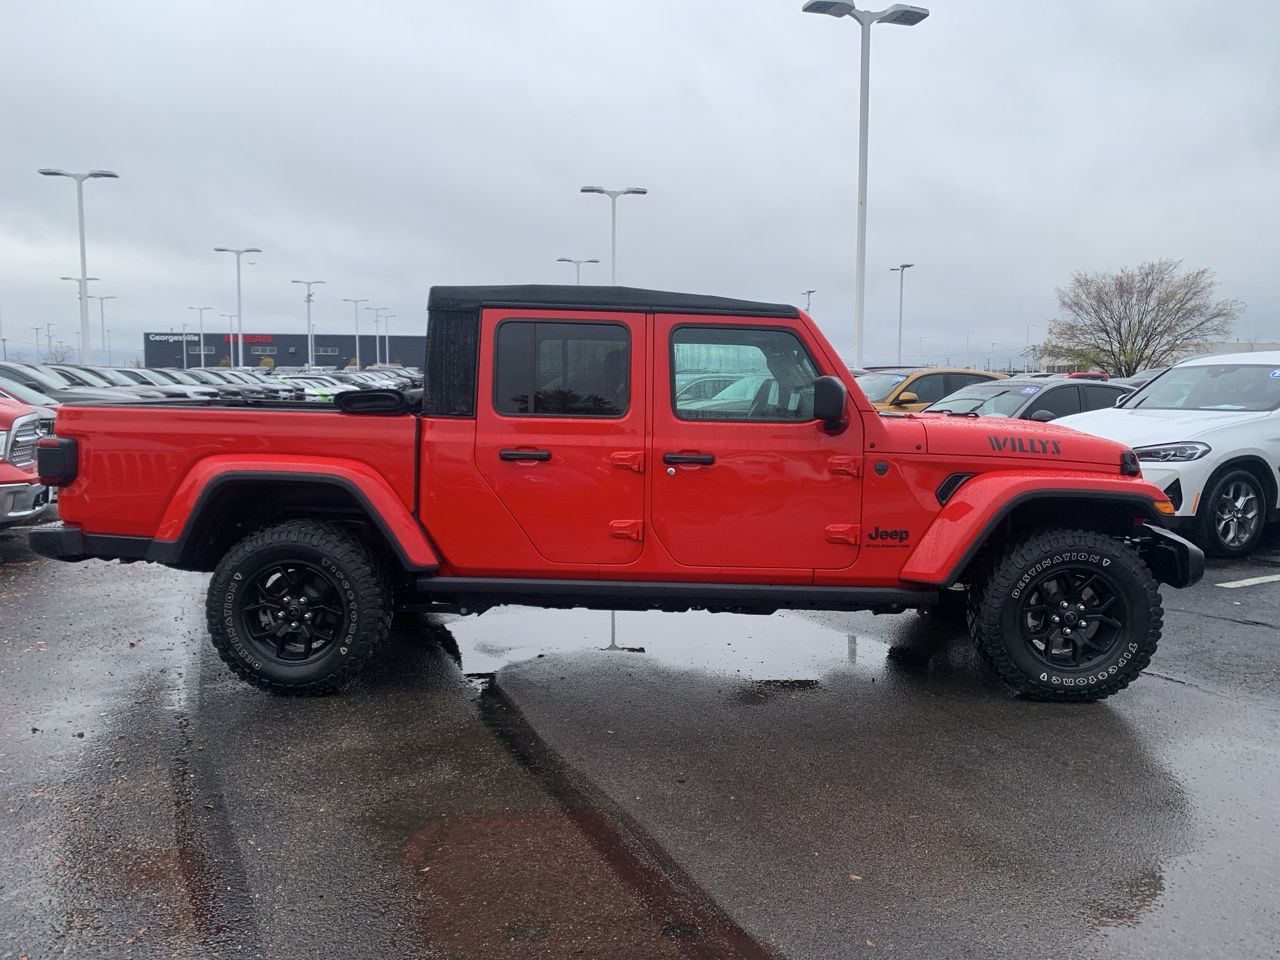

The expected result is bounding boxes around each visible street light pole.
[802,289,816,312]
[1024,322,1037,372]
[30,326,42,360]
[889,263,914,365]
[213,247,262,366]
[106,329,112,366]
[965,330,974,367]
[181,323,190,370]
[38,168,119,363]
[580,186,647,284]
[556,257,600,285]
[87,294,116,365]
[366,307,388,364]
[291,280,326,369]
[342,298,368,369]
[383,315,395,365]
[188,307,212,367]
[800,3,929,367]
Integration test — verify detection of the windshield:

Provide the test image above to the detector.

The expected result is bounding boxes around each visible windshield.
[1126,364,1280,412]
[0,379,58,406]
[30,364,81,387]
[927,384,1034,417]
[92,367,138,386]
[855,372,909,403]
[163,369,201,384]
[64,367,113,387]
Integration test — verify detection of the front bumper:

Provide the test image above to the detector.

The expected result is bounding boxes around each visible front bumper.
[1136,523,1205,589]
[0,482,52,528]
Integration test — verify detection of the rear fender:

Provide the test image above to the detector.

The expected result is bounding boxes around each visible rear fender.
[900,472,1167,587]
[155,455,440,570]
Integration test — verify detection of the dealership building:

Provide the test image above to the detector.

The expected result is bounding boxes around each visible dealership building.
[143,331,426,369]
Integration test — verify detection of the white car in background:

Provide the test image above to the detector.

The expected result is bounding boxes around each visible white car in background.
[1056,351,1280,557]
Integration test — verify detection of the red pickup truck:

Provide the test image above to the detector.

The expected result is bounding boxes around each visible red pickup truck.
[1,399,52,531]
[31,285,1203,701]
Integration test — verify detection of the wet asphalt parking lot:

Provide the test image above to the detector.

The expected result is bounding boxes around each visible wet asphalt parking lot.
[2,529,1279,960]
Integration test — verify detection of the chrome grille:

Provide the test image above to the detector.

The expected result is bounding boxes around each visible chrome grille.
[8,416,39,468]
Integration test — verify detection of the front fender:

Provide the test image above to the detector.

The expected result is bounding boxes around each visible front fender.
[154,454,440,570]
[899,471,1168,587]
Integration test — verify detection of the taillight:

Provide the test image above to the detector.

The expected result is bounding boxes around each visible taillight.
[36,437,78,487]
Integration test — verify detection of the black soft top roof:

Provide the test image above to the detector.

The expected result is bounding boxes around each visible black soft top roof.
[428,284,799,319]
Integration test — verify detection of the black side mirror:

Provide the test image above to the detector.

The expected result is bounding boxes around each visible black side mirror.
[1028,409,1056,422]
[813,376,848,433]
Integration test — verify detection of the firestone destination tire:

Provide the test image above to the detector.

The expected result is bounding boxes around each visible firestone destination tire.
[968,528,1161,703]
[205,520,392,695]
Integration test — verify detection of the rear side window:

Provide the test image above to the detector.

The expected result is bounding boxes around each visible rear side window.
[1030,385,1082,418]
[1083,385,1124,411]
[494,321,629,417]
[671,326,817,422]
[947,372,993,393]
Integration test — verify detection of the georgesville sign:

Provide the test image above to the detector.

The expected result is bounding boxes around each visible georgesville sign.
[146,333,273,343]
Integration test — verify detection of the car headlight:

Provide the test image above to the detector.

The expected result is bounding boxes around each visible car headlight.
[1133,442,1211,462]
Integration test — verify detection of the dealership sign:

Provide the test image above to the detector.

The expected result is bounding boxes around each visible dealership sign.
[147,332,272,343]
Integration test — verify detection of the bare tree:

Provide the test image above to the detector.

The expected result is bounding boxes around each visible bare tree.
[1042,259,1240,377]
[44,342,75,364]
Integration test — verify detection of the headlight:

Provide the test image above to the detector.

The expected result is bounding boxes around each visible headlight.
[1134,442,1211,462]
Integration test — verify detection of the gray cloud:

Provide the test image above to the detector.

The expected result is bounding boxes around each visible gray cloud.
[1,0,1276,367]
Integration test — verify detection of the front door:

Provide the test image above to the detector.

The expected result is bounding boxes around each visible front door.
[649,316,863,571]
[474,308,646,565]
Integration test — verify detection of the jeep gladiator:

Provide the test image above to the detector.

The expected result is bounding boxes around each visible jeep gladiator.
[30,285,1205,701]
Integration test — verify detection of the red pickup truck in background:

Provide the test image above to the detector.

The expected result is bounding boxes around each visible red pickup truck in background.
[31,285,1203,701]
[1,398,52,531]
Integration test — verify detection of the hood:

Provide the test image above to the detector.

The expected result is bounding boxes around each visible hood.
[1054,407,1272,448]
[917,413,1130,469]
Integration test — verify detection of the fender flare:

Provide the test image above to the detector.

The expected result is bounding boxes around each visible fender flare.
[152,455,440,571]
[900,473,1166,587]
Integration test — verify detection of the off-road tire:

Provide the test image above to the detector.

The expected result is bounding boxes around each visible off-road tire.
[968,528,1161,703]
[1194,468,1267,559]
[206,520,392,695]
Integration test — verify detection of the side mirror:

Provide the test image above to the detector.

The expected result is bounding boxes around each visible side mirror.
[813,376,848,433]
[1029,409,1056,422]
[893,391,919,406]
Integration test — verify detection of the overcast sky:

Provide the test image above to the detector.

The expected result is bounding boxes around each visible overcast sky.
[2,0,1276,367]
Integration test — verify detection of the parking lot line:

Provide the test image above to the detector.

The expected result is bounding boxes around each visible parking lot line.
[1216,573,1280,589]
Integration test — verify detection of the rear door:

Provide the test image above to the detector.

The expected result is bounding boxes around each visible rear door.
[649,315,863,571]
[474,308,646,565]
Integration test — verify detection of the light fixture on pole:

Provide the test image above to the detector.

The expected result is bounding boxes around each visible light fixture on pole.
[889,263,914,365]
[579,186,647,284]
[213,247,262,366]
[802,289,816,312]
[800,2,929,367]
[556,257,600,285]
[188,307,213,367]
[220,313,236,365]
[38,168,119,363]
[291,280,326,369]
[87,294,116,365]
[342,298,368,369]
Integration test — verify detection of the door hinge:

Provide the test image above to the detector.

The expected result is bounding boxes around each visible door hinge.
[828,456,861,477]
[610,520,643,541]
[611,451,644,473]
[825,524,860,545]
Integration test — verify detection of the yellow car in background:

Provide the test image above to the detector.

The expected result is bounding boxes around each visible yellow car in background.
[856,367,1007,412]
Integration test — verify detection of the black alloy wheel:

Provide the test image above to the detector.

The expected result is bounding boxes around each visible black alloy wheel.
[1017,566,1127,672]
[239,559,349,664]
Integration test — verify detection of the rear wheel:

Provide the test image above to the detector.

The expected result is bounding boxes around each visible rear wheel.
[1195,468,1266,558]
[206,520,392,694]
[969,528,1160,702]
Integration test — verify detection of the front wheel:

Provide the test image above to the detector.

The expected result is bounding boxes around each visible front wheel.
[206,520,393,694]
[1195,468,1266,558]
[968,529,1161,702]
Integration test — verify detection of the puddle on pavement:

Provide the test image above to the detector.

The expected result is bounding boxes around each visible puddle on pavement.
[442,606,903,686]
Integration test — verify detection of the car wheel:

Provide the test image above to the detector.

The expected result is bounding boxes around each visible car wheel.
[969,528,1161,703]
[1195,468,1266,558]
[205,520,392,694]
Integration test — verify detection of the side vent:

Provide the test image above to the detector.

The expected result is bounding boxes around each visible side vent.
[936,472,975,505]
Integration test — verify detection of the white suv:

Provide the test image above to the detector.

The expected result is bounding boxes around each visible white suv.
[1057,351,1280,557]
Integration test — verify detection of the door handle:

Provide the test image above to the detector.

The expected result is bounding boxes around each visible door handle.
[663,452,715,465]
[499,449,552,462]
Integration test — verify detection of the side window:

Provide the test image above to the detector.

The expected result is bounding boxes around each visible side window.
[672,326,818,422]
[1031,385,1082,419]
[1083,385,1123,411]
[494,320,629,417]
[906,373,946,404]
[948,372,991,393]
